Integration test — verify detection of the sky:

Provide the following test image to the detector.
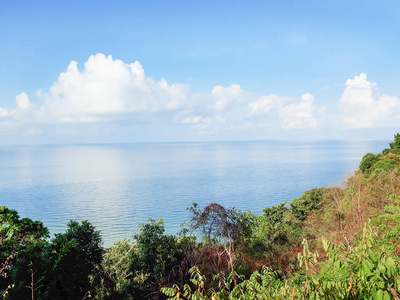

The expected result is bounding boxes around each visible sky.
[0,0,400,145]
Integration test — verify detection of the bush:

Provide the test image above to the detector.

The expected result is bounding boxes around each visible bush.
[254,201,303,254]
[359,153,380,173]
[101,219,186,299]
[48,220,103,299]
[290,188,325,221]
[188,203,254,246]
[382,133,400,155]
[0,206,49,299]
[389,133,400,152]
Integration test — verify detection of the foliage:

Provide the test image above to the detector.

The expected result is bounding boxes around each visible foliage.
[9,243,50,299]
[100,219,187,299]
[131,218,185,297]
[161,266,209,300]
[372,194,400,248]
[254,201,303,249]
[101,239,137,298]
[0,206,49,299]
[359,152,380,173]
[290,188,325,221]
[313,223,400,299]
[389,133,400,150]
[187,203,256,289]
[361,134,400,176]
[163,222,400,300]
[383,133,400,155]
[48,220,103,299]
[0,206,49,260]
[188,203,254,246]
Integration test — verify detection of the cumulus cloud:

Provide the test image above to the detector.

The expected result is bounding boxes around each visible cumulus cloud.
[181,115,203,124]
[211,84,243,112]
[38,53,190,123]
[0,52,327,135]
[337,73,400,128]
[279,93,325,129]
[16,92,31,109]
[247,94,287,116]
[0,107,10,117]
[2,53,400,141]
[0,92,32,122]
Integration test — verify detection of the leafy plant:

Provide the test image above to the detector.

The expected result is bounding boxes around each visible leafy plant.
[291,188,325,221]
[48,220,103,299]
[359,153,380,173]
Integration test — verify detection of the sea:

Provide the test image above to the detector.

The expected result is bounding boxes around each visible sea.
[0,139,389,247]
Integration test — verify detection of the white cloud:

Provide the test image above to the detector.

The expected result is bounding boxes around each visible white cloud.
[0,92,32,121]
[211,84,243,112]
[16,92,31,109]
[337,73,400,128]
[0,107,10,117]
[38,53,190,123]
[181,116,203,124]
[2,53,400,142]
[279,93,323,129]
[247,94,287,116]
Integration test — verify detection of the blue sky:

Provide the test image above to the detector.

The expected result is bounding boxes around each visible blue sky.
[1,0,400,144]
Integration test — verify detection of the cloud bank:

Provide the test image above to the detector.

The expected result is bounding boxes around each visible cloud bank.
[1,54,399,141]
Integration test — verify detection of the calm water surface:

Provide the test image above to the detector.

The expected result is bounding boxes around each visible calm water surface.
[0,140,389,246]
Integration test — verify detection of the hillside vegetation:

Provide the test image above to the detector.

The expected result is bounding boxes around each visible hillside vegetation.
[1,134,400,299]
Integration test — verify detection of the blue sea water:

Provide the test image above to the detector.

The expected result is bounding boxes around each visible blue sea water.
[0,139,389,246]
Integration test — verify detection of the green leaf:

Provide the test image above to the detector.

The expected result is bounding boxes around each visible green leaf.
[375,289,383,300]
[383,290,391,300]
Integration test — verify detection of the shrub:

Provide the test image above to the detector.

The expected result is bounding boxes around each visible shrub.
[0,206,49,299]
[188,203,254,246]
[101,219,186,299]
[290,188,325,221]
[253,201,303,261]
[359,153,380,173]
[48,220,103,299]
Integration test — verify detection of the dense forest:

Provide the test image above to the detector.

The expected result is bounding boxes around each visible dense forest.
[1,134,400,299]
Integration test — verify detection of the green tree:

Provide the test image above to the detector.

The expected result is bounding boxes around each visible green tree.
[130,219,185,298]
[382,133,400,155]
[188,203,254,246]
[255,201,302,247]
[359,153,380,173]
[0,206,49,299]
[100,239,137,299]
[290,188,325,221]
[48,220,103,299]
[188,203,255,277]
[101,219,186,299]
[389,133,400,152]
[0,206,49,260]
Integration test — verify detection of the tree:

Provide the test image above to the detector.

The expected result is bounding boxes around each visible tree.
[101,219,186,299]
[0,206,49,298]
[48,220,103,299]
[389,133,400,151]
[359,153,380,173]
[188,203,254,246]
[290,188,325,221]
[131,219,185,298]
[0,206,49,260]
[255,201,301,246]
[382,133,400,155]
[188,203,254,276]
